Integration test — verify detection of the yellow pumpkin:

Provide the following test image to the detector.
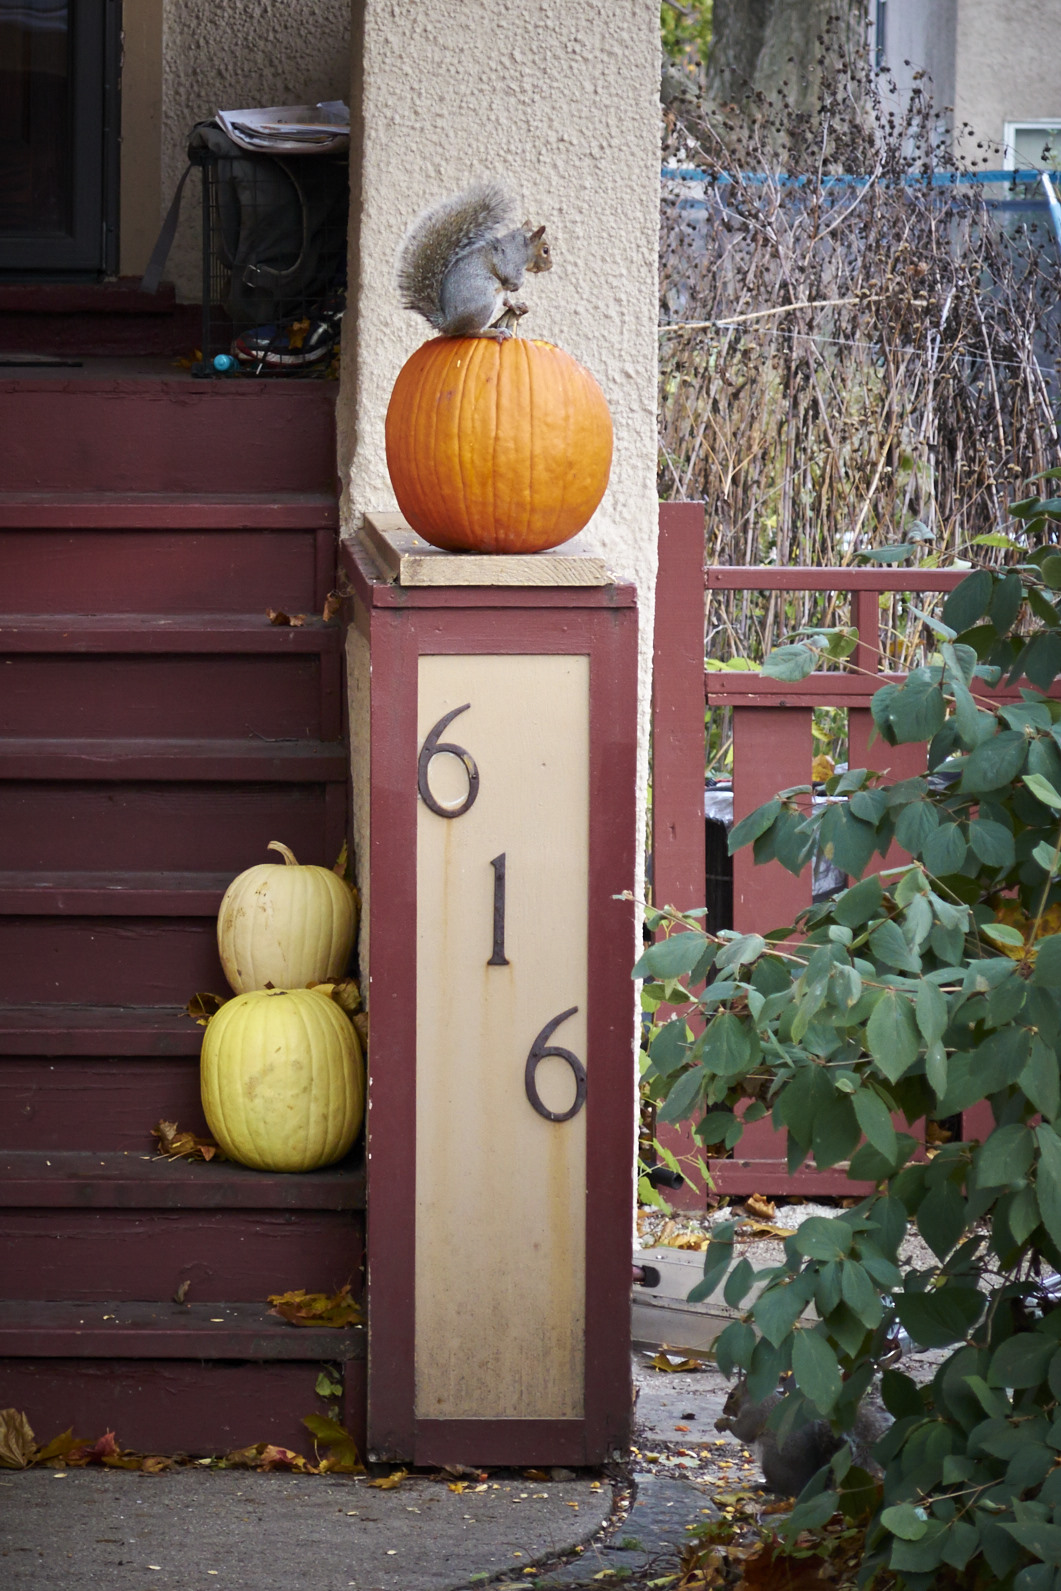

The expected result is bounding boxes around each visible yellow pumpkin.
[201,987,364,1172]
[385,335,613,554]
[217,842,358,994]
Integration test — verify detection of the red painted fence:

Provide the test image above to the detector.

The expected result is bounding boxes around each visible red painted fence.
[651,502,1004,1196]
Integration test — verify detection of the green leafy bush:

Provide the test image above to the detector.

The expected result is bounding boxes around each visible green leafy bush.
[638,524,1061,1589]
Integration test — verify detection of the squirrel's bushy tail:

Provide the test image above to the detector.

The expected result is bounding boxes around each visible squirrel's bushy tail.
[396,180,518,326]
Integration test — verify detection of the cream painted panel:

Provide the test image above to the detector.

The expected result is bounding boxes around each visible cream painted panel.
[415,654,589,1420]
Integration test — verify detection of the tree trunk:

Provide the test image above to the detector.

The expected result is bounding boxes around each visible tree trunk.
[705,0,866,113]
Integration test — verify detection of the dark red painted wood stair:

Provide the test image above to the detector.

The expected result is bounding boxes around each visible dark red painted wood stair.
[0,367,365,1455]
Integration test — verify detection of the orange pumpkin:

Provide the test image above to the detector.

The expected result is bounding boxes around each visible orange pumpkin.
[385,336,613,555]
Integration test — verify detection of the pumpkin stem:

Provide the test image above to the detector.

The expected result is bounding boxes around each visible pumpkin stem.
[267,841,300,866]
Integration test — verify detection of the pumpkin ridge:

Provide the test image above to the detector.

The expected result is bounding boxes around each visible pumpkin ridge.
[406,344,433,529]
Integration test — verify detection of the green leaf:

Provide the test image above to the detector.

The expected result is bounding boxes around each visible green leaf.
[1022,1037,1061,1121]
[977,1123,1035,1187]
[831,873,883,928]
[960,730,1029,793]
[729,798,782,854]
[794,1216,853,1262]
[942,570,993,633]
[922,821,968,876]
[839,1259,882,1326]
[701,1012,753,1079]
[852,1087,898,1161]
[688,1231,734,1303]
[791,1328,843,1416]
[1000,1522,1061,1565]
[753,1279,814,1348]
[762,644,818,682]
[1033,935,1061,988]
[865,989,921,1082]
[713,1319,756,1377]
[633,931,708,981]
[816,803,878,879]
[1035,1124,1061,1250]
[881,1369,923,1419]
[868,918,922,972]
[915,980,948,1045]
[968,818,1016,869]
[917,1182,967,1260]
[1024,772,1061,811]
[882,1503,929,1541]
[656,1065,704,1125]
[982,921,1027,949]
[894,799,940,855]
[894,1287,984,1348]
[988,1333,1056,1389]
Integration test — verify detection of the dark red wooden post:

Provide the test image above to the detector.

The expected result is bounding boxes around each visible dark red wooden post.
[651,504,710,1209]
[652,502,707,914]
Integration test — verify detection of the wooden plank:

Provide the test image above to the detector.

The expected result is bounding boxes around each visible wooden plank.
[706,566,970,592]
[1,1208,363,1301]
[0,1004,200,1056]
[731,706,813,933]
[0,1299,365,1359]
[0,1056,205,1147]
[0,490,339,529]
[342,535,634,611]
[0,871,231,915]
[0,1356,366,1459]
[361,512,609,587]
[0,1150,365,1209]
[652,503,707,913]
[706,671,1030,708]
[0,737,348,781]
[0,615,342,652]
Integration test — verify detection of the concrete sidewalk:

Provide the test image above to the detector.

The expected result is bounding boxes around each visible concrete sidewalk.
[0,1355,733,1591]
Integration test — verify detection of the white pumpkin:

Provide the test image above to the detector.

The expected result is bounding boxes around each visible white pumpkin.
[200,986,365,1172]
[217,841,358,994]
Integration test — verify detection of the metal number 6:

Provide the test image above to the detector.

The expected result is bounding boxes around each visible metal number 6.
[417,703,480,818]
[525,1007,587,1123]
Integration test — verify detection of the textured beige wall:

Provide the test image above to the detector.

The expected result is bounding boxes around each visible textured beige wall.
[340,0,661,902]
[954,0,1061,163]
[159,0,351,299]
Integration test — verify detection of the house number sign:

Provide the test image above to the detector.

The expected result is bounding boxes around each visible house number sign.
[413,653,590,1422]
[417,702,588,1124]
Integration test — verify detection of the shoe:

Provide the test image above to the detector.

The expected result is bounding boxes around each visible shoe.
[232,307,342,368]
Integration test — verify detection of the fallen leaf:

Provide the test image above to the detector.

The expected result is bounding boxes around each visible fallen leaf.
[184,991,228,1026]
[151,1120,225,1162]
[224,1442,317,1473]
[303,1413,364,1474]
[0,1409,36,1468]
[266,608,306,627]
[368,1469,407,1489]
[646,1351,706,1373]
[322,591,342,625]
[448,1480,468,1493]
[523,1468,549,1482]
[744,1193,776,1221]
[353,1011,368,1051]
[267,1285,363,1328]
[310,978,362,1016]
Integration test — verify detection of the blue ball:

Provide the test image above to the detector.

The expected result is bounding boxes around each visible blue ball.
[213,354,237,372]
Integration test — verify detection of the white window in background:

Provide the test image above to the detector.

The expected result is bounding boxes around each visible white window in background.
[1003,121,1061,171]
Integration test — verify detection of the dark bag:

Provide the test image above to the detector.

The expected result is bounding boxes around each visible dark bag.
[142,122,348,329]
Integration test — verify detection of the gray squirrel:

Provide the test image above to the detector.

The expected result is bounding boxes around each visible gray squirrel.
[396,180,552,340]
[715,1376,890,1496]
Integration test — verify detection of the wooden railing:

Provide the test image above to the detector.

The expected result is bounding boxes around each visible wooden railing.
[650,502,1011,1196]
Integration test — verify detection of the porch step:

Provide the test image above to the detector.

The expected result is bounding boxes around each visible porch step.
[1,1151,365,1302]
[0,871,232,914]
[0,737,348,780]
[0,370,338,494]
[0,613,342,652]
[0,1298,365,1360]
[0,1003,201,1054]
[0,1151,365,1209]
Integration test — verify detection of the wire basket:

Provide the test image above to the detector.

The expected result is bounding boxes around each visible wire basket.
[192,144,348,376]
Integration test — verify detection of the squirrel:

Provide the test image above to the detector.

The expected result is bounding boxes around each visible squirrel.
[396,180,552,340]
[715,1376,890,1497]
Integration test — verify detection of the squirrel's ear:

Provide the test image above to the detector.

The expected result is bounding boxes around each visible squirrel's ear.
[528,225,546,242]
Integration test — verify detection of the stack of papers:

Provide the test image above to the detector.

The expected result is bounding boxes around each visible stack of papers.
[217,102,349,155]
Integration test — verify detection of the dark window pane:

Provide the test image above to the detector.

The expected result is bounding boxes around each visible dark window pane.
[0,2,72,237]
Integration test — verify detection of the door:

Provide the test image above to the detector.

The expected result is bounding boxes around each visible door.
[0,0,120,276]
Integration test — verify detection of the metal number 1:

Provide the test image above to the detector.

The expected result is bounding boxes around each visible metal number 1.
[487,853,509,966]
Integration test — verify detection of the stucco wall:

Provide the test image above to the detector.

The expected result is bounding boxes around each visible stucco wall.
[339,0,662,913]
[159,0,351,299]
[953,0,1061,163]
